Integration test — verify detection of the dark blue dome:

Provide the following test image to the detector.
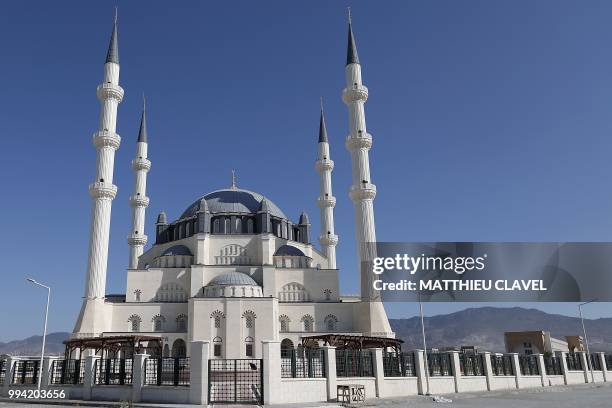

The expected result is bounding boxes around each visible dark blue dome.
[180,188,287,219]
[162,245,192,256]
[274,245,306,257]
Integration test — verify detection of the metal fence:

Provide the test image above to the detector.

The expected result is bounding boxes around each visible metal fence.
[566,353,583,371]
[94,359,133,385]
[0,360,6,385]
[382,352,417,377]
[50,359,84,385]
[11,360,39,385]
[518,355,539,376]
[490,355,514,376]
[336,350,374,377]
[460,353,485,376]
[281,348,325,378]
[587,354,602,371]
[144,357,190,386]
[427,353,453,377]
[544,356,562,375]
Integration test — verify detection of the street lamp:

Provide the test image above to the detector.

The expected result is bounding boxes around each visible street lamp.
[578,299,596,384]
[418,293,430,396]
[26,278,50,392]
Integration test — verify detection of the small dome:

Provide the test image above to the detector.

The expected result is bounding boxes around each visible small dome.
[157,211,167,224]
[162,245,192,256]
[274,245,306,257]
[299,212,310,224]
[208,272,258,286]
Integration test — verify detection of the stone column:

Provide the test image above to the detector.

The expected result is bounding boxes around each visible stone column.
[414,350,427,395]
[535,354,547,386]
[131,353,148,402]
[449,351,461,393]
[1,357,15,396]
[577,352,589,383]
[509,353,521,389]
[372,348,384,398]
[189,341,209,404]
[41,357,57,388]
[556,351,569,385]
[323,346,337,401]
[82,356,97,401]
[262,340,281,405]
[482,352,493,391]
[597,352,607,382]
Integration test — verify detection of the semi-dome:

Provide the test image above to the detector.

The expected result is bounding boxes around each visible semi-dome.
[161,245,192,256]
[208,271,258,286]
[274,245,306,257]
[180,188,287,220]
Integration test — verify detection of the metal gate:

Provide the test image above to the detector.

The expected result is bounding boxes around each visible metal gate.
[208,359,263,404]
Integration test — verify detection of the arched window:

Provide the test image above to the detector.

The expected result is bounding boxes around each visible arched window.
[301,314,314,332]
[246,219,254,233]
[279,314,291,332]
[163,344,170,358]
[323,289,332,301]
[172,339,187,357]
[176,314,187,332]
[134,289,142,302]
[324,314,338,331]
[235,217,242,233]
[242,310,256,329]
[279,282,310,302]
[213,336,223,357]
[128,314,141,332]
[281,338,294,358]
[213,218,220,233]
[245,336,254,357]
[152,314,166,332]
[211,310,225,329]
[224,218,231,234]
[155,283,187,302]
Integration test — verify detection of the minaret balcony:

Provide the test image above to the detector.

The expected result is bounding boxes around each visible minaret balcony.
[131,158,151,171]
[315,158,334,172]
[345,133,372,150]
[93,131,121,150]
[96,83,124,102]
[89,182,118,200]
[349,183,377,201]
[319,234,339,246]
[128,234,148,246]
[129,195,150,207]
[342,84,369,104]
[316,196,336,208]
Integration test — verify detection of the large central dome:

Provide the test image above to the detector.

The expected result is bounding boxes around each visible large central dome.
[180,188,287,219]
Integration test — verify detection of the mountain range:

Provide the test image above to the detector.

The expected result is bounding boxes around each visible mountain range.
[1,307,610,356]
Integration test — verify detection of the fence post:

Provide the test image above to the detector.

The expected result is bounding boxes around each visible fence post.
[535,354,547,387]
[482,352,493,391]
[556,351,569,385]
[597,353,607,382]
[1,357,15,396]
[372,348,384,398]
[577,352,589,383]
[189,340,209,405]
[82,356,97,401]
[323,346,337,401]
[41,357,56,388]
[262,340,280,405]
[131,353,148,403]
[414,350,426,395]
[508,353,520,389]
[449,351,461,393]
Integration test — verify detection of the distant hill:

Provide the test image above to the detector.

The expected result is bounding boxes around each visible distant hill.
[390,307,612,353]
[1,308,611,356]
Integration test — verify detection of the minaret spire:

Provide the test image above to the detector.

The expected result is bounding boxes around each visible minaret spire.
[74,12,125,336]
[342,12,393,336]
[316,98,338,268]
[128,96,151,269]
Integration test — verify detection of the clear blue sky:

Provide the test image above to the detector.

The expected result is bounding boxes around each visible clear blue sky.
[1,1,612,342]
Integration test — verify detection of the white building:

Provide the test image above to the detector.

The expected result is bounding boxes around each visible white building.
[72,14,393,360]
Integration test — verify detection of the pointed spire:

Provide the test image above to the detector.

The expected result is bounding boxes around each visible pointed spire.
[137,95,147,143]
[346,7,359,66]
[318,97,328,143]
[105,8,119,64]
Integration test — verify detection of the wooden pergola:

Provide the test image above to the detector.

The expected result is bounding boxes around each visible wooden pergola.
[63,335,163,359]
[301,334,403,353]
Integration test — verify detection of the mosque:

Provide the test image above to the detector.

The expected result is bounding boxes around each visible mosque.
[72,13,393,359]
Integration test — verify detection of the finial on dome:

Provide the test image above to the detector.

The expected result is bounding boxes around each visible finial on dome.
[231,170,237,190]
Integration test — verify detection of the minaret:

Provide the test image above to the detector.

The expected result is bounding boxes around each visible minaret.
[342,11,393,336]
[127,97,151,269]
[74,13,124,336]
[315,101,338,269]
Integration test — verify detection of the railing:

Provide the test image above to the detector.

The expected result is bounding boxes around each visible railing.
[94,359,133,385]
[50,359,84,385]
[336,349,374,377]
[460,353,485,376]
[587,354,602,371]
[11,360,39,385]
[518,355,539,376]
[382,352,417,377]
[0,360,6,385]
[544,356,562,375]
[490,355,514,376]
[144,358,190,386]
[281,348,325,378]
[566,353,583,371]
[606,355,612,371]
[426,352,453,377]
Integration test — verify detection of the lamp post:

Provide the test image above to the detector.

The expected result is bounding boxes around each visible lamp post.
[578,300,596,383]
[26,278,50,392]
[418,293,430,395]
